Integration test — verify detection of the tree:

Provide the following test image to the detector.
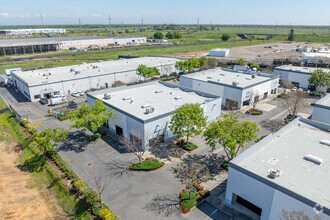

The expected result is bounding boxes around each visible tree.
[169,103,207,144]
[203,114,259,160]
[119,131,145,164]
[33,127,69,155]
[288,28,295,42]
[173,156,208,199]
[153,32,164,39]
[308,69,330,92]
[90,168,112,208]
[235,58,247,66]
[221,34,230,41]
[279,91,308,117]
[175,58,200,72]
[250,63,260,71]
[166,32,174,39]
[248,90,261,109]
[136,64,161,79]
[206,57,217,68]
[173,32,182,39]
[198,56,208,69]
[70,99,114,134]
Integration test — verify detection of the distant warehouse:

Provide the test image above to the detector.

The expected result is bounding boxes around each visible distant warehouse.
[0,36,146,56]
[0,28,67,36]
[87,81,222,148]
[209,48,230,57]
[180,67,279,110]
[11,56,180,101]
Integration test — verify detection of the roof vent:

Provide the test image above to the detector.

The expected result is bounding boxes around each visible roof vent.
[43,72,51,76]
[320,140,330,146]
[123,97,132,101]
[220,73,225,76]
[145,107,155,114]
[70,68,75,72]
[75,71,81,74]
[155,90,163,93]
[175,96,183,100]
[304,155,323,165]
[232,81,239,86]
[268,169,281,179]
[141,104,151,108]
[104,93,112,100]
[252,74,257,79]
[92,66,99,69]
[207,77,212,79]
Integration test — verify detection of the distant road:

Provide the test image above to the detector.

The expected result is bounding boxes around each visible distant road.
[0,39,246,63]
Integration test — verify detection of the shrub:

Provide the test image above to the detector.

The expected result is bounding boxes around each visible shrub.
[180,189,200,213]
[311,103,315,106]
[183,142,198,151]
[194,183,204,191]
[285,118,292,124]
[221,160,229,170]
[98,208,116,220]
[112,81,125,87]
[57,112,70,121]
[198,190,210,198]
[176,139,185,147]
[88,133,102,141]
[129,160,164,171]
[85,190,100,207]
[251,110,263,115]
[221,34,230,41]
[277,93,287,99]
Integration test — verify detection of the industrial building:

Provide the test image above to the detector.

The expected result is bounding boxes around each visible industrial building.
[0,28,67,36]
[274,65,330,92]
[11,56,180,102]
[209,48,230,57]
[312,94,330,125]
[225,117,330,220]
[87,81,222,148]
[179,68,279,110]
[0,36,146,56]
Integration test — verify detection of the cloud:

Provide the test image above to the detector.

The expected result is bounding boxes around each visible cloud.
[92,14,102,17]
[0,12,9,17]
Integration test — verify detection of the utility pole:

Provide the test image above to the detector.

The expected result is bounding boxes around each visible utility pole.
[197,18,200,32]
[79,18,82,36]
[142,18,144,37]
[40,13,44,27]
[109,15,112,38]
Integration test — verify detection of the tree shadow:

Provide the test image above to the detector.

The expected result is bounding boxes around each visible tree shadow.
[149,141,186,161]
[17,154,48,173]
[57,130,89,153]
[103,160,135,177]
[143,193,180,217]
[173,154,226,182]
[260,119,285,133]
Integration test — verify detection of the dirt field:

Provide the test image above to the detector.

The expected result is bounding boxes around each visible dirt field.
[0,141,68,220]
[168,41,329,63]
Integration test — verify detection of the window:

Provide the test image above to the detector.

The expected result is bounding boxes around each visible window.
[130,133,142,146]
[34,94,41,99]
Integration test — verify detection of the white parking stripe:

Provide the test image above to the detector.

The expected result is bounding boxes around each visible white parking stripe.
[205,209,218,220]
[105,150,118,156]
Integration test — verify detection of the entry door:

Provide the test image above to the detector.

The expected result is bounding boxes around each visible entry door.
[115,125,123,137]
[263,92,268,99]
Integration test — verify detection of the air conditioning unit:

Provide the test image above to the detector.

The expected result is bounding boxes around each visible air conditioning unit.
[141,104,151,108]
[175,96,183,100]
[155,90,163,93]
[232,81,239,86]
[252,74,257,79]
[43,72,51,76]
[269,169,281,179]
[75,71,81,74]
[123,97,132,101]
[70,68,75,72]
[145,107,154,114]
[104,93,112,100]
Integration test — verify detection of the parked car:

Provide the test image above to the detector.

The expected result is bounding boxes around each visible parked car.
[78,91,84,96]
[303,89,310,94]
[71,92,80,97]
[151,76,160,80]
[291,87,298,91]
[68,101,78,109]
[39,98,48,105]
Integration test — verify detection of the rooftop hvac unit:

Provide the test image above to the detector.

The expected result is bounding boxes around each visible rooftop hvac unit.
[43,72,51,76]
[92,66,99,69]
[104,93,112,100]
[122,97,132,101]
[252,74,257,79]
[304,155,323,165]
[145,107,155,114]
[141,104,151,108]
[220,73,225,76]
[232,81,239,86]
[155,90,163,93]
[70,68,75,72]
[207,77,212,79]
[269,169,281,179]
[175,96,183,100]
[320,140,330,146]
[75,71,81,74]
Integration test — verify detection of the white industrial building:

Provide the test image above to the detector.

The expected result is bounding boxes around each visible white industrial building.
[225,117,330,220]
[180,68,279,110]
[87,81,222,148]
[0,28,67,36]
[274,65,330,92]
[312,94,330,125]
[209,48,230,57]
[11,56,180,102]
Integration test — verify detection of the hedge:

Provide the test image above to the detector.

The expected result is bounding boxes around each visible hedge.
[129,160,165,171]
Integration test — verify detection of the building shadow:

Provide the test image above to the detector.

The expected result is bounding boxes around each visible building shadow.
[149,141,186,161]
[3,87,30,103]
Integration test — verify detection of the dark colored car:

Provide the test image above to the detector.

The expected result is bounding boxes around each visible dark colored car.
[39,98,48,105]
[68,101,78,109]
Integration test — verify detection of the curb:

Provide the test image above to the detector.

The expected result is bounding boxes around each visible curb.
[128,163,165,172]
[188,147,198,153]
[179,188,191,214]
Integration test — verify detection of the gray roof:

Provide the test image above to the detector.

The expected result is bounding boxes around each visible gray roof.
[0,36,144,47]
[181,68,277,89]
[275,65,330,74]
[12,56,180,86]
[314,94,330,110]
[87,81,220,122]
[230,118,330,212]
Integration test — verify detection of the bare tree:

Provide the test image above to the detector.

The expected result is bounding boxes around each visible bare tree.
[248,90,261,109]
[173,156,209,199]
[280,209,322,220]
[119,132,145,164]
[282,80,293,95]
[90,168,112,207]
[279,91,308,116]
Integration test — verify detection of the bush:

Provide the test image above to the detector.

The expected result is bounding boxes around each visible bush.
[220,160,229,170]
[311,102,315,106]
[129,160,164,171]
[180,189,200,213]
[194,183,204,191]
[88,133,102,141]
[176,139,185,147]
[277,93,287,99]
[98,208,116,220]
[251,110,263,115]
[221,34,230,41]
[198,189,210,198]
[235,58,247,66]
[309,91,324,97]
[183,142,198,151]
[255,135,268,143]
[285,118,292,124]
[85,190,100,207]
[57,112,70,121]
[112,81,125,87]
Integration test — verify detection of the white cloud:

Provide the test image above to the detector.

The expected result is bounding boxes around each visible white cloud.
[92,14,102,17]
[0,12,9,17]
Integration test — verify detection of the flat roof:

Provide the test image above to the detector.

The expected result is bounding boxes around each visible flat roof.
[12,56,180,86]
[275,65,330,74]
[88,81,220,122]
[210,48,229,51]
[0,36,145,47]
[181,68,276,88]
[230,118,330,211]
[315,94,330,109]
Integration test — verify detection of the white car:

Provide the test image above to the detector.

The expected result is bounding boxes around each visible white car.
[291,87,298,91]
[78,91,84,96]
[71,92,80,97]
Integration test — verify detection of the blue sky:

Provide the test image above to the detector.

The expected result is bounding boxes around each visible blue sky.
[0,0,329,26]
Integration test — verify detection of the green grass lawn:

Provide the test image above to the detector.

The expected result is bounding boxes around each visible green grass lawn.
[129,159,165,171]
[180,189,200,213]
[0,96,7,109]
[183,142,198,151]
